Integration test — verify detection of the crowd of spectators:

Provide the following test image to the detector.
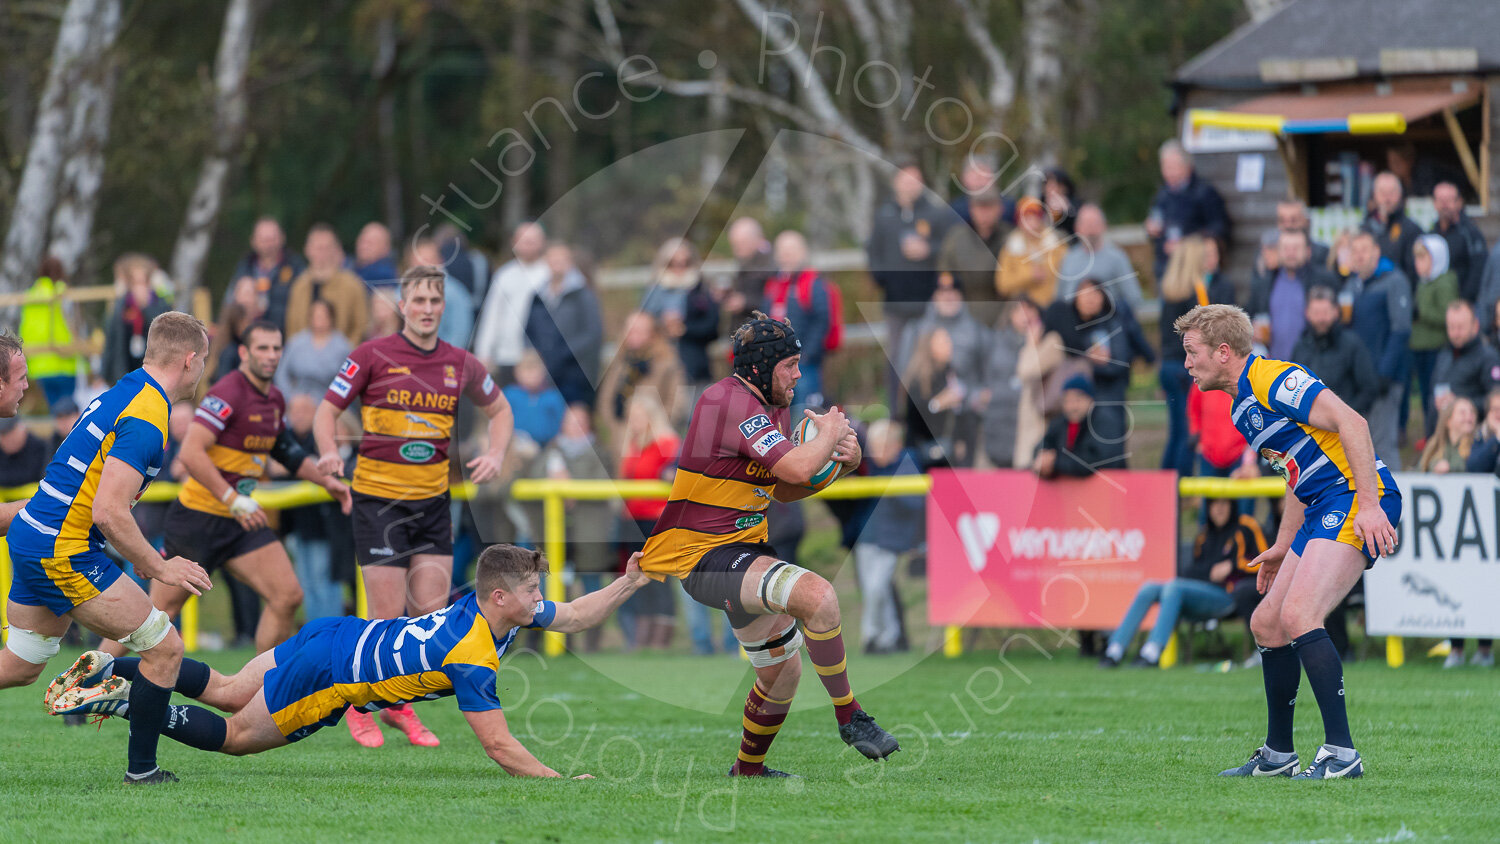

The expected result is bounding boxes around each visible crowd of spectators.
[7,134,1500,665]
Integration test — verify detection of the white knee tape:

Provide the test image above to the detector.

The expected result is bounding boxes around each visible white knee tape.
[756,561,811,614]
[743,622,803,668]
[5,627,62,665]
[119,607,172,653]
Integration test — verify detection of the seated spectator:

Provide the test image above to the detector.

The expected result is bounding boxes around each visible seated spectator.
[503,350,568,451]
[1432,300,1500,428]
[285,224,370,344]
[1041,277,1154,425]
[525,243,604,409]
[1290,287,1380,417]
[937,187,1007,313]
[102,253,171,384]
[1411,235,1462,436]
[0,416,49,487]
[614,393,680,651]
[763,230,835,410]
[1145,140,1227,279]
[980,300,1050,469]
[352,221,399,292]
[1363,171,1423,281]
[1417,395,1492,669]
[1432,182,1487,302]
[996,196,1066,308]
[1463,388,1500,474]
[1100,497,1265,668]
[274,298,353,404]
[640,238,698,337]
[1418,396,1477,474]
[597,311,685,444]
[1160,235,1236,475]
[849,419,924,654]
[1033,375,1125,478]
[902,326,976,468]
[1057,204,1142,313]
[226,216,305,331]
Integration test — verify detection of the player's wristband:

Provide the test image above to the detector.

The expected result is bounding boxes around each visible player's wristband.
[220,487,237,504]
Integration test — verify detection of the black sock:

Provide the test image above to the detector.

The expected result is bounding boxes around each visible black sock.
[126,676,173,775]
[1292,628,1352,749]
[163,704,228,752]
[1259,643,1300,754]
[113,657,210,697]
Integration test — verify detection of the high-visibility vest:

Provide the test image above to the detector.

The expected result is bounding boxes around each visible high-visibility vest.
[18,276,80,377]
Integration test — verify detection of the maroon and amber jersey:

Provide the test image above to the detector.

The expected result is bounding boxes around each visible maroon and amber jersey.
[324,333,499,500]
[640,377,794,580]
[180,370,286,517]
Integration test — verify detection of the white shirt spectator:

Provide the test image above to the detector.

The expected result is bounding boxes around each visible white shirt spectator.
[474,258,550,368]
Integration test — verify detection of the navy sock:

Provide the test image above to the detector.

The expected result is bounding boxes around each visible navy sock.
[113,657,210,697]
[126,676,173,775]
[1258,643,1300,754]
[163,704,228,752]
[1292,628,1352,750]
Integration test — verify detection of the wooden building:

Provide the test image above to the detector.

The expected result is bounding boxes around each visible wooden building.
[1171,0,1499,280]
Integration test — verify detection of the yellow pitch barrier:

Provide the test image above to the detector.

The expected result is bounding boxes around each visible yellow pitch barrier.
[0,476,1401,666]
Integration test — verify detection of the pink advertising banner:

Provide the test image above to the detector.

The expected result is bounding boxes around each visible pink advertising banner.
[927,469,1179,629]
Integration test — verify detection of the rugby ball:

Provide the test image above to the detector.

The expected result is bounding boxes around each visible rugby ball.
[792,417,841,488]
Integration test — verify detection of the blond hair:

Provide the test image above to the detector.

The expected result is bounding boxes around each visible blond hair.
[144,311,209,364]
[1160,235,1208,303]
[1420,397,1476,470]
[1173,303,1252,357]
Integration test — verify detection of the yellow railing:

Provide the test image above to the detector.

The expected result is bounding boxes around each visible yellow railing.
[0,474,1402,666]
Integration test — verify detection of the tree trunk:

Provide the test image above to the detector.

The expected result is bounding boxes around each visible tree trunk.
[47,0,122,280]
[0,0,103,297]
[1022,0,1065,172]
[374,10,404,242]
[169,0,257,305]
[543,0,581,234]
[500,0,531,233]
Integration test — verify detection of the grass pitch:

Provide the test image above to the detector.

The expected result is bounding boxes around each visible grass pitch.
[0,641,1495,843]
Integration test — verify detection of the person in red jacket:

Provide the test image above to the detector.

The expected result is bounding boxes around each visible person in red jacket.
[615,393,681,649]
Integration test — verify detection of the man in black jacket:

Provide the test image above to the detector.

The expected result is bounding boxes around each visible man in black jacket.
[1033,375,1125,477]
[1290,287,1379,416]
[1146,140,1228,278]
[1362,172,1423,285]
[867,160,950,405]
[1432,182,1489,303]
[1431,299,1500,422]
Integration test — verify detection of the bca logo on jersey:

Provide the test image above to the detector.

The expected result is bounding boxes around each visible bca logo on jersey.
[1247,406,1264,431]
[339,358,360,379]
[201,395,232,420]
[739,414,773,440]
[1322,511,1346,530]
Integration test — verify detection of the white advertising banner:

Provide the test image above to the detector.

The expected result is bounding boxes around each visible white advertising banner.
[1364,472,1500,638]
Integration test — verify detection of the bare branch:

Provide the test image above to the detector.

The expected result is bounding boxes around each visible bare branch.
[950,0,1015,129]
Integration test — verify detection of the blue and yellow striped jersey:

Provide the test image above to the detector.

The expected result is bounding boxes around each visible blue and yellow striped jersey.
[327,593,556,713]
[1231,354,1396,505]
[9,369,169,559]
